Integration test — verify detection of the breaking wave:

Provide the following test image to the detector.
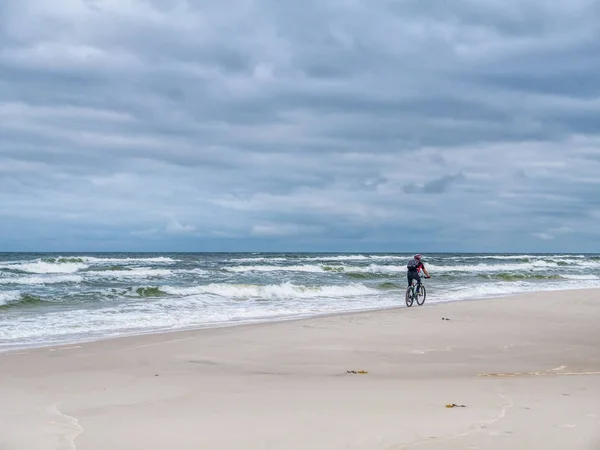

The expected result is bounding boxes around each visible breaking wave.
[1,251,598,351]
[82,256,177,264]
[162,282,378,299]
[225,265,327,273]
[85,268,173,279]
[0,293,45,308]
[0,274,83,285]
[0,255,177,274]
[0,260,89,274]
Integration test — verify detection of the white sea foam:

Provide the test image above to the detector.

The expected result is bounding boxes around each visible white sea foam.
[445,255,535,260]
[228,255,411,263]
[322,262,552,275]
[225,263,411,274]
[0,289,398,348]
[0,275,83,285]
[179,268,210,276]
[298,255,408,262]
[432,278,600,303]
[426,260,561,273]
[445,254,587,260]
[360,264,405,273]
[572,260,600,268]
[561,274,599,280]
[226,265,327,273]
[227,257,289,263]
[82,256,177,264]
[0,291,21,306]
[232,254,591,263]
[162,282,377,299]
[320,264,407,274]
[224,259,586,275]
[428,282,528,302]
[0,260,88,274]
[86,268,173,279]
[0,256,178,270]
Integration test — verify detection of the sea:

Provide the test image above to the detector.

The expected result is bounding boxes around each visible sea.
[1,252,599,351]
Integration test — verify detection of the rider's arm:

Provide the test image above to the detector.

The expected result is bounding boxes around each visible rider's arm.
[422,265,430,277]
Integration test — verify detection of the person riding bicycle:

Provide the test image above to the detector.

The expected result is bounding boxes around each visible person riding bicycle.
[407,254,430,292]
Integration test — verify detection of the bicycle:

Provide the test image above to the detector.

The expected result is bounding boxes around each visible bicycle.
[405,277,428,307]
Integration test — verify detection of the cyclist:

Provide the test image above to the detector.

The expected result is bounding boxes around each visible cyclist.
[407,254,430,293]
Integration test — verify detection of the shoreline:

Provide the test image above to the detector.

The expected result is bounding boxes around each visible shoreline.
[3,285,599,356]
[1,287,599,449]
[2,252,599,356]
[3,285,600,355]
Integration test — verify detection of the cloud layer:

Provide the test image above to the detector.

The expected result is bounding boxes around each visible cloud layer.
[1,0,599,252]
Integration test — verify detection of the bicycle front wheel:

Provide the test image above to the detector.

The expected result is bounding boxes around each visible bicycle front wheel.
[416,284,426,306]
[405,286,414,307]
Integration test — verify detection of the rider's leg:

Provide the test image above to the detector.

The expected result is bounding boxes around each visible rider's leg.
[415,273,422,292]
[408,271,417,287]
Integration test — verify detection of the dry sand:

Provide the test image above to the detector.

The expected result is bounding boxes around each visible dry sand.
[1,288,600,450]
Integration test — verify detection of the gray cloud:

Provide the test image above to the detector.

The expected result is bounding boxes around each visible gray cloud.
[0,0,599,251]
[404,173,466,194]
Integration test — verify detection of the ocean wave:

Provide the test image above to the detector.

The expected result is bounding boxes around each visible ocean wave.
[225,263,409,274]
[0,291,21,306]
[0,274,83,285]
[561,274,599,280]
[227,257,290,263]
[343,272,393,280]
[444,254,587,261]
[42,257,87,263]
[84,268,173,279]
[0,255,178,268]
[439,278,600,302]
[299,255,409,262]
[329,264,425,274]
[438,282,538,301]
[571,260,600,268]
[225,265,327,273]
[445,255,533,260]
[134,287,169,297]
[0,293,44,308]
[82,256,177,264]
[86,265,129,272]
[161,282,378,299]
[85,266,206,277]
[428,259,600,272]
[224,256,600,273]
[0,260,89,274]
[426,261,562,273]
[223,260,592,275]
[178,268,210,276]
[478,273,561,281]
[228,255,411,264]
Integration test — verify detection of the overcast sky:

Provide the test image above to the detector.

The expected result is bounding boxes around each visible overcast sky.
[1,0,599,252]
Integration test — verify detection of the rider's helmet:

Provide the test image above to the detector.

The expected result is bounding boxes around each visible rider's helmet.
[414,254,422,261]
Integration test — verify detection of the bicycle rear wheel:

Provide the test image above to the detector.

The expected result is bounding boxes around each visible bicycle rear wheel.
[405,286,414,307]
[416,284,426,305]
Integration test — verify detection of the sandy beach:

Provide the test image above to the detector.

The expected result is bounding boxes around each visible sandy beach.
[1,288,599,450]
